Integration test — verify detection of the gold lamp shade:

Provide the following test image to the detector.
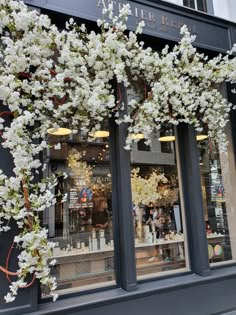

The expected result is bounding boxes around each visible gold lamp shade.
[128,133,145,140]
[196,134,208,141]
[158,135,176,142]
[89,130,110,138]
[158,135,208,142]
[47,127,72,136]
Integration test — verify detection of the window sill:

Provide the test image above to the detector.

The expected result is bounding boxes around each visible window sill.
[27,265,236,315]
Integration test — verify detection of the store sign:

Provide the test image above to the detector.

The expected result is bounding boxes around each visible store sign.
[97,0,198,35]
[23,0,231,51]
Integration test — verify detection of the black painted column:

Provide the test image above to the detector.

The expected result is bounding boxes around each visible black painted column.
[175,123,210,276]
[0,105,38,315]
[109,84,137,292]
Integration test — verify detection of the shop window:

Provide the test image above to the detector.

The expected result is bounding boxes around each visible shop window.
[42,126,115,297]
[159,126,175,154]
[160,141,173,154]
[183,0,207,12]
[138,139,151,152]
[131,130,189,279]
[198,136,236,265]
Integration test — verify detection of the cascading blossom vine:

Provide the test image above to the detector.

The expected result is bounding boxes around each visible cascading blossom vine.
[131,168,169,206]
[121,26,236,151]
[0,0,236,303]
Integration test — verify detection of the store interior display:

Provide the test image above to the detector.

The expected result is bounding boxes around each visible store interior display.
[198,138,232,263]
[130,164,187,276]
[44,129,231,293]
[42,133,116,294]
[51,229,114,257]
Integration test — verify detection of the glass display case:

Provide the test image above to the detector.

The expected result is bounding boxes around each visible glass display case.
[130,127,189,278]
[48,230,115,293]
[136,238,185,277]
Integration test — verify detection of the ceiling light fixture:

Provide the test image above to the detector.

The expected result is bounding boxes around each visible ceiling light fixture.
[89,131,110,138]
[158,134,208,142]
[128,133,145,140]
[196,134,208,141]
[158,135,176,142]
[47,127,72,136]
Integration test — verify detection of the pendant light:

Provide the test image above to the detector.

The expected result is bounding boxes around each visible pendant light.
[128,133,145,140]
[89,130,110,138]
[158,129,208,142]
[47,127,72,136]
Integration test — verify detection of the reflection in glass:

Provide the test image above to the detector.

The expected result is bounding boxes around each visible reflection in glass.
[183,0,195,9]
[197,0,207,12]
[42,129,115,297]
[199,136,236,264]
[183,0,207,12]
[131,128,188,279]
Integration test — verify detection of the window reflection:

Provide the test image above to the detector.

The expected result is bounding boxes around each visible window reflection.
[131,128,188,279]
[42,130,115,297]
[183,0,207,12]
[199,138,235,264]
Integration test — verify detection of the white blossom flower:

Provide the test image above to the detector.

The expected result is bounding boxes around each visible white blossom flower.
[0,0,235,303]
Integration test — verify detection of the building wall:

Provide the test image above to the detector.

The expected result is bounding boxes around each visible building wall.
[162,0,236,22]
[163,0,183,6]
[213,0,236,22]
[212,0,236,22]
[0,1,236,315]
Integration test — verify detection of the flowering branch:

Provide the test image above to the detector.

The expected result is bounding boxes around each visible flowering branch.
[0,0,235,303]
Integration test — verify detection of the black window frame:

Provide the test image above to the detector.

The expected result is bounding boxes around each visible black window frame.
[40,84,213,304]
[183,0,208,12]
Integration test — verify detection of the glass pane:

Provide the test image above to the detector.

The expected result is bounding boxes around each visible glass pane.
[138,139,151,152]
[198,135,236,265]
[42,127,115,297]
[183,0,195,9]
[131,128,189,279]
[197,0,207,12]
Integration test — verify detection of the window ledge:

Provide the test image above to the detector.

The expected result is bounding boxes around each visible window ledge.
[27,266,236,315]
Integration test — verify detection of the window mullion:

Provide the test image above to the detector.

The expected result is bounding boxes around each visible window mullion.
[175,124,210,276]
[110,83,137,292]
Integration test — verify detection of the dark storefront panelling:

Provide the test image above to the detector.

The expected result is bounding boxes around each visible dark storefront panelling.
[24,0,231,52]
[1,1,236,314]
[25,268,236,315]
[0,106,38,315]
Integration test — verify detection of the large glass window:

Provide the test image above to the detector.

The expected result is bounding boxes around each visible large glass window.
[42,127,115,297]
[198,131,236,265]
[131,128,189,279]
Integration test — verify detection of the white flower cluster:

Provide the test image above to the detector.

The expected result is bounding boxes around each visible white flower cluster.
[131,168,168,206]
[0,0,235,302]
[123,25,236,151]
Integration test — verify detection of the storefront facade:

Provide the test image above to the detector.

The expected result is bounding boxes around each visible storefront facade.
[1,0,236,314]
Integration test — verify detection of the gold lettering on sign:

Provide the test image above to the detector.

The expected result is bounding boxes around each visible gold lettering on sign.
[147,22,156,29]
[171,18,177,28]
[134,7,139,18]
[109,1,117,10]
[178,20,185,29]
[162,15,169,26]
[148,11,155,22]
[160,25,168,32]
[97,0,107,9]
[140,9,148,20]
[118,3,125,11]
[96,0,198,35]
